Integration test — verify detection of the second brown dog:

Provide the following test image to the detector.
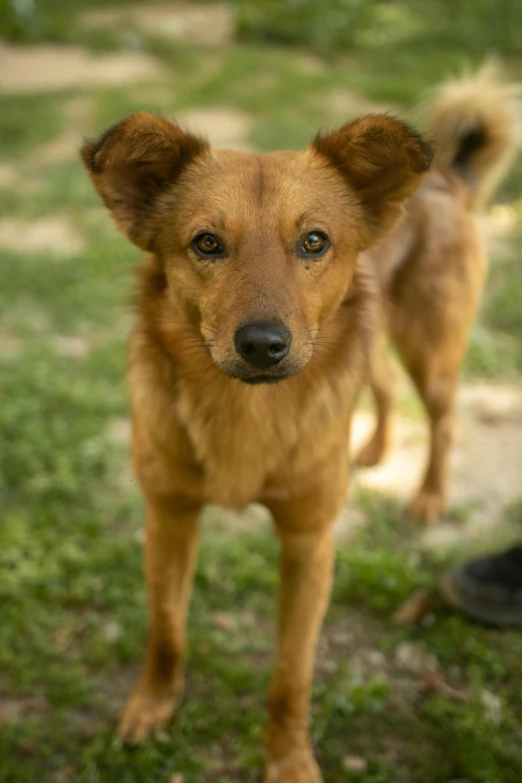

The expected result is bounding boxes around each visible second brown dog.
[356,65,520,524]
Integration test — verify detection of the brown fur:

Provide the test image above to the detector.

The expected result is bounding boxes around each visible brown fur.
[81,111,431,781]
[356,66,521,524]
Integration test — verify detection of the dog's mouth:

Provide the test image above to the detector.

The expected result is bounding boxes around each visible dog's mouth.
[222,365,300,385]
[213,355,304,385]
[240,372,293,385]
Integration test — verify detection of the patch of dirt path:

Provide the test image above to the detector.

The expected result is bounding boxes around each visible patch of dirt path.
[176,107,253,149]
[0,162,18,187]
[80,3,234,47]
[0,216,83,255]
[323,87,394,123]
[0,43,163,93]
[351,381,522,548]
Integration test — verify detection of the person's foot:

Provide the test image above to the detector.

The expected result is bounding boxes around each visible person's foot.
[441,546,522,627]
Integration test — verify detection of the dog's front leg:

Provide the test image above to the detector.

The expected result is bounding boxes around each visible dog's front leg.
[263,495,339,783]
[118,501,200,743]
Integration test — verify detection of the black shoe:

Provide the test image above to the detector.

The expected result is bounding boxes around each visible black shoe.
[441,545,522,627]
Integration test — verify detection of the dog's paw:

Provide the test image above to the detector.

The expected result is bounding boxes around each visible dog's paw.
[263,751,323,783]
[117,685,179,743]
[354,437,387,468]
[410,490,445,525]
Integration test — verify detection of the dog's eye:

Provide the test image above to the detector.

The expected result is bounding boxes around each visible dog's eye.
[300,232,329,256]
[192,233,224,257]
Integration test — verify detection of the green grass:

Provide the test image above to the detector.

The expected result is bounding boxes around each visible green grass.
[0,92,66,158]
[1,2,522,781]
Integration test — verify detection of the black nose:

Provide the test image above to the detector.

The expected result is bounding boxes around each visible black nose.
[234,321,292,368]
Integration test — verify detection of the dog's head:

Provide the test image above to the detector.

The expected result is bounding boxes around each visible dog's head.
[82,113,431,384]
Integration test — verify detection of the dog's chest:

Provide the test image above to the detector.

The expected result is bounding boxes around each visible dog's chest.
[177,381,303,509]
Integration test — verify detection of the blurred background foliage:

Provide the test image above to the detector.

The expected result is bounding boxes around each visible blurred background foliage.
[2,0,522,56]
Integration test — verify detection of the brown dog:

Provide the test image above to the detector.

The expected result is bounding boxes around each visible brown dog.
[355,65,520,524]
[82,112,431,780]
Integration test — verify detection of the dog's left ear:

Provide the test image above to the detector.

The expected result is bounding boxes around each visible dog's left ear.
[313,115,432,244]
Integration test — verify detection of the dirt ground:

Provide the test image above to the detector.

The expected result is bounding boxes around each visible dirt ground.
[351,380,522,548]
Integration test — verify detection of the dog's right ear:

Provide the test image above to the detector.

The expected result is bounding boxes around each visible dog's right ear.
[81,113,209,250]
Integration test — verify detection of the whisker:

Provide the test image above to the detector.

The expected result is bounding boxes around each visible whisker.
[307,330,340,341]
[175,347,209,359]
[174,339,210,349]
[313,347,336,355]
[197,362,220,384]
[175,338,207,346]
[161,318,220,336]
[201,324,219,335]
[309,349,330,358]
[283,305,301,320]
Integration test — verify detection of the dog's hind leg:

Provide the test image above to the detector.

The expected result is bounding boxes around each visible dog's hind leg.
[388,266,468,526]
[407,365,457,525]
[355,334,395,468]
[386,278,460,525]
[386,212,485,525]
[118,502,200,742]
[389,272,478,525]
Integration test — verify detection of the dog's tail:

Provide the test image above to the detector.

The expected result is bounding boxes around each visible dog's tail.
[424,62,522,210]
